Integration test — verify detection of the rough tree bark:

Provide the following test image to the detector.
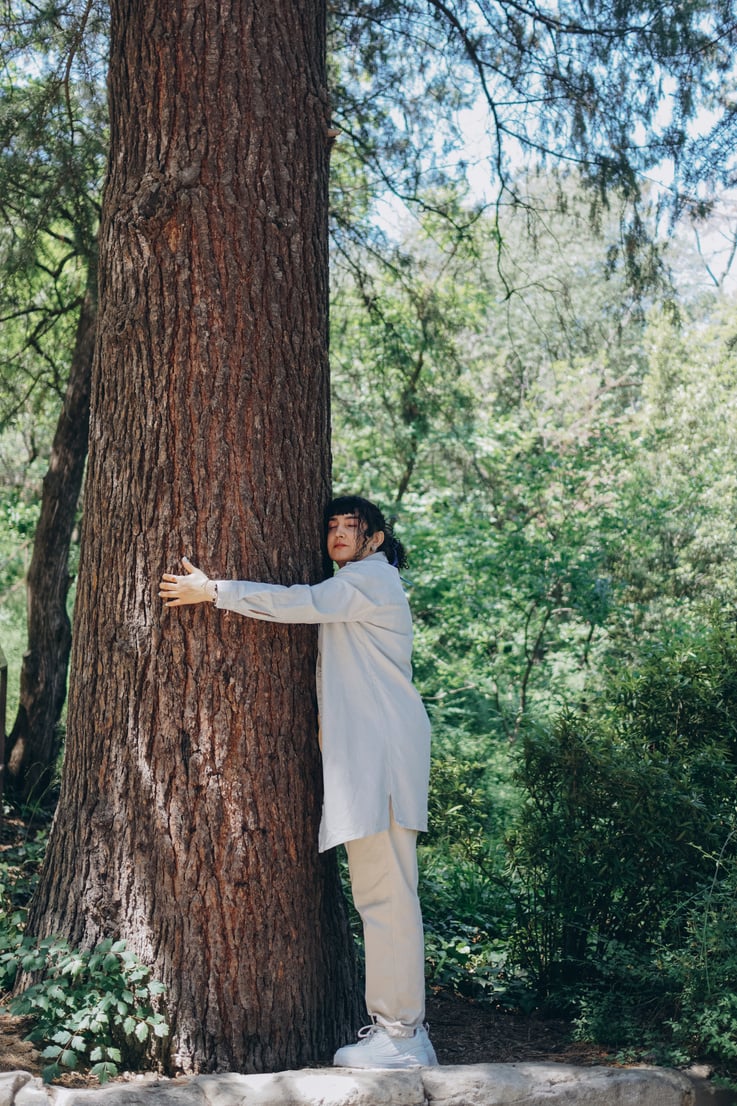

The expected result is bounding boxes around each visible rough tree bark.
[5,280,96,805]
[27,0,359,1074]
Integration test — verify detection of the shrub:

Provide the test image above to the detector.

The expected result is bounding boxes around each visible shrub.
[666,836,737,1066]
[0,934,168,1083]
[507,617,737,995]
[505,613,737,1073]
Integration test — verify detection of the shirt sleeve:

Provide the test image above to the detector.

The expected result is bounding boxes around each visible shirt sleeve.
[214,572,378,625]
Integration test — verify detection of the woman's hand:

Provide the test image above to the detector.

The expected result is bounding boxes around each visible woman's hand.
[159,557,215,607]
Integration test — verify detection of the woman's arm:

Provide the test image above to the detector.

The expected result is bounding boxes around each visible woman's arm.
[213,574,376,624]
[159,558,388,624]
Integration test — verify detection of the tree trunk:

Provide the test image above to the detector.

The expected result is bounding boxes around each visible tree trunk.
[5,280,96,805]
[27,0,360,1074]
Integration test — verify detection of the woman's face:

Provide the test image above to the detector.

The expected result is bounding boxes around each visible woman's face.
[327,512,383,567]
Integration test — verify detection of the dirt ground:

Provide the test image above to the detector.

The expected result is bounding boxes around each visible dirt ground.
[0,991,604,1085]
[425,989,604,1067]
[0,1013,42,1076]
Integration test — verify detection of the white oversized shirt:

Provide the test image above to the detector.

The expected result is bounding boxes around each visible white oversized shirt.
[215,553,431,851]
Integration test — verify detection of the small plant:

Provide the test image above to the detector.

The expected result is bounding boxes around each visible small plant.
[1,935,168,1083]
[0,821,48,920]
[420,842,524,1004]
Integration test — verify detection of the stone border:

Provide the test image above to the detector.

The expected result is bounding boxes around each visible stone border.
[1,1063,696,1106]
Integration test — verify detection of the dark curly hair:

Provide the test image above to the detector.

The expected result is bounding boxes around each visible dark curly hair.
[324,495,408,569]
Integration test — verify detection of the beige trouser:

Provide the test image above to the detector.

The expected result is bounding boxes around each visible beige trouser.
[345,807,426,1036]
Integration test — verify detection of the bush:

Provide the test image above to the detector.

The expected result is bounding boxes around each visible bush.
[421,847,515,1001]
[0,818,168,1086]
[0,934,169,1083]
[568,841,737,1075]
[665,838,737,1066]
[422,753,526,1003]
[506,613,737,1071]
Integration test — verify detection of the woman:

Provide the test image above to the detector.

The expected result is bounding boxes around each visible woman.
[159,495,437,1069]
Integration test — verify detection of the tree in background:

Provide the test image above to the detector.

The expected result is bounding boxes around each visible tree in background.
[328,0,737,279]
[330,180,650,737]
[26,0,359,1073]
[0,2,106,802]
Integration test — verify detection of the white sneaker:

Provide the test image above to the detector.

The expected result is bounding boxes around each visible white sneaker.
[333,1023,439,1069]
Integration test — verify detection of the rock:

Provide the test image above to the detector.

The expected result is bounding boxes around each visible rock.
[421,1063,695,1105]
[0,1063,698,1106]
[52,1079,207,1105]
[13,1078,51,1106]
[195,1068,424,1106]
[0,1073,32,1106]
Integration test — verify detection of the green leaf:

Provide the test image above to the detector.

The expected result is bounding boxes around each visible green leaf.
[42,1063,61,1084]
[134,1021,149,1043]
[61,956,87,977]
[60,1049,78,1070]
[90,1061,118,1084]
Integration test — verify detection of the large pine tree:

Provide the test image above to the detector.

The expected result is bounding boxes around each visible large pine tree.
[27,0,359,1072]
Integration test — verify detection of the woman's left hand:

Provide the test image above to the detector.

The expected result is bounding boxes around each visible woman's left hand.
[159,557,214,607]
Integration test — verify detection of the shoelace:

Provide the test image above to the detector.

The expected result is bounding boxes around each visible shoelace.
[357,1023,382,1041]
[356,1023,429,1042]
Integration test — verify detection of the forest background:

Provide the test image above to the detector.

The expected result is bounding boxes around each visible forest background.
[3,0,737,1087]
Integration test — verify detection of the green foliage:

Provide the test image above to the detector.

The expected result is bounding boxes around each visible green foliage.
[0,814,164,1085]
[0,4,106,431]
[506,613,737,1071]
[0,825,47,929]
[0,851,36,995]
[3,4,737,1076]
[427,754,490,858]
[331,210,482,503]
[568,846,737,1071]
[421,753,524,1004]
[329,0,737,276]
[0,492,38,589]
[421,848,517,1002]
[0,488,41,727]
[669,846,737,1061]
[329,176,737,1078]
[1,935,168,1084]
